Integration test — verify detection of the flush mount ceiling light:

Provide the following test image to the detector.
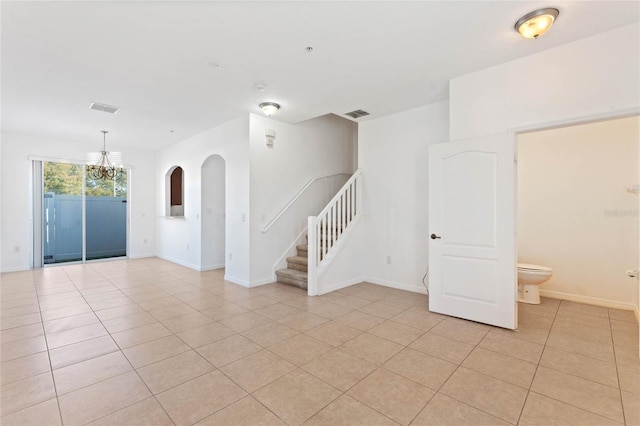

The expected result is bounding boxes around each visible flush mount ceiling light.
[515,8,559,39]
[259,102,280,116]
[86,131,123,180]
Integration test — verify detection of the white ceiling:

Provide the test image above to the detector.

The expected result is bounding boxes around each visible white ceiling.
[2,1,638,151]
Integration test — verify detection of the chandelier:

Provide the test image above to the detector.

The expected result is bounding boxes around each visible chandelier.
[86,130,123,180]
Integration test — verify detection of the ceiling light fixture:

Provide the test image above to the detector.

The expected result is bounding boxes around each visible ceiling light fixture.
[86,130,123,180]
[515,8,559,39]
[259,102,280,116]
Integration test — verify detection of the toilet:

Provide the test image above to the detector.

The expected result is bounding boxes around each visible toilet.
[517,263,553,304]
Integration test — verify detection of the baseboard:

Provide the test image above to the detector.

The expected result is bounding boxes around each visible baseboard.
[200,263,225,272]
[223,274,250,287]
[318,277,366,295]
[249,277,277,287]
[128,254,155,260]
[363,276,428,295]
[155,254,200,272]
[540,289,636,312]
[0,264,31,273]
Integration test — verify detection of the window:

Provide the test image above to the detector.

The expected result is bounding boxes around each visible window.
[167,166,184,216]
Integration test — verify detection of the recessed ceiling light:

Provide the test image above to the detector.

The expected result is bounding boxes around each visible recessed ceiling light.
[515,8,559,39]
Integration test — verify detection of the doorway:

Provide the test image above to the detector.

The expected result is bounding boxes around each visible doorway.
[201,155,225,270]
[40,160,128,265]
[517,116,640,311]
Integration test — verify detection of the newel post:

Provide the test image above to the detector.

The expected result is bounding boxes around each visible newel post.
[307,216,318,296]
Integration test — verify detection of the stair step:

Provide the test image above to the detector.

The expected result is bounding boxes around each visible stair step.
[286,256,308,272]
[296,244,308,256]
[276,268,308,290]
[286,256,308,266]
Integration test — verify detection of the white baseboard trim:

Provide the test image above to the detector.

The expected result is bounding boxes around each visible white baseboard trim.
[540,289,636,311]
[223,274,250,287]
[200,263,225,272]
[363,276,428,295]
[155,254,199,271]
[318,277,366,295]
[1,264,31,273]
[249,277,277,287]
[128,254,155,260]
[317,276,429,296]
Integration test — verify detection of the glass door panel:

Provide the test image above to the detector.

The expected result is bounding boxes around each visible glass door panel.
[85,171,127,260]
[41,161,127,265]
[43,162,83,264]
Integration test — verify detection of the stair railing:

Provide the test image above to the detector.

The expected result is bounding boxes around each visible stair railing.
[262,173,351,233]
[307,170,361,295]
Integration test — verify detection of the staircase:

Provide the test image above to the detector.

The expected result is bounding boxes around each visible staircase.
[275,243,309,289]
[275,170,361,293]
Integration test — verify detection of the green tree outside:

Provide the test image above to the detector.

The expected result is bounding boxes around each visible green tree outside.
[44,162,127,197]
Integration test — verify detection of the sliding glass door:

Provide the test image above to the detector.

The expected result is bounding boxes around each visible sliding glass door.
[42,161,127,265]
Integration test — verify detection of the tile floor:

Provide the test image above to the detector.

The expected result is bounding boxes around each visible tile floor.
[1,258,638,425]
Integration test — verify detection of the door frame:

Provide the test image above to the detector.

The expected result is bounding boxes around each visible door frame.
[29,155,132,268]
[511,107,640,357]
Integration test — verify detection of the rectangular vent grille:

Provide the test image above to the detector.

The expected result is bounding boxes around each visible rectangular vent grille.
[345,109,370,119]
[89,102,120,114]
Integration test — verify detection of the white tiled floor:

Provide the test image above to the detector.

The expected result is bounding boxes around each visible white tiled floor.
[1,258,638,425]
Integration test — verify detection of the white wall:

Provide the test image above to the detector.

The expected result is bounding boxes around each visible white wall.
[155,115,250,284]
[450,23,640,141]
[201,155,226,270]
[355,101,449,293]
[0,132,156,272]
[519,117,639,309]
[249,113,356,285]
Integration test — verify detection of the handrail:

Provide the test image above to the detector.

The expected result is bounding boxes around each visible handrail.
[261,172,351,233]
[307,169,361,295]
[314,170,360,222]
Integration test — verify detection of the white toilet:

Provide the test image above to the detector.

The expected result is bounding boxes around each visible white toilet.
[517,263,553,304]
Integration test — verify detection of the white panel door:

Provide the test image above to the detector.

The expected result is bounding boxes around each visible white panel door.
[428,133,517,329]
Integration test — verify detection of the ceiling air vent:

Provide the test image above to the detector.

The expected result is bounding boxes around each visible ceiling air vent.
[89,102,120,114]
[344,109,370,119]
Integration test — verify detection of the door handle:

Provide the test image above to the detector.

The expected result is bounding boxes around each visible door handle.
[430,234,441,240]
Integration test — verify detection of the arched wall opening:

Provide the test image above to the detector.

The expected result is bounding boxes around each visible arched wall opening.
[166,166,184,217]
